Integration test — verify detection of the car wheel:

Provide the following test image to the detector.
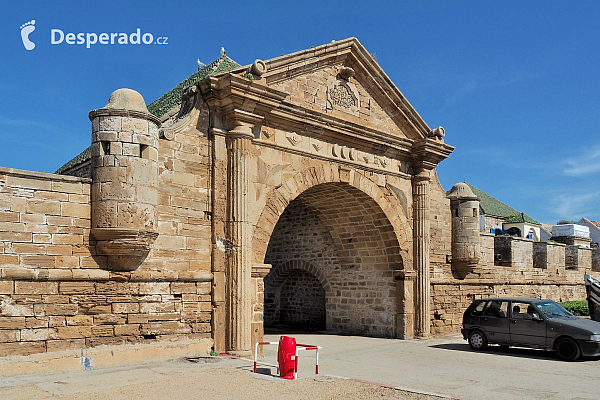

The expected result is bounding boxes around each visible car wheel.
[468,330,488,351]
[555,338,581,361]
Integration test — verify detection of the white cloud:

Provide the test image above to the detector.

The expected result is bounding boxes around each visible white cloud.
[0,117,61,133]
[563,145,600,177]
[443,71,542,109]
[545,190,600,222]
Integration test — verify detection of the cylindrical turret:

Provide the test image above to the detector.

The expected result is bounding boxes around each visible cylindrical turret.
[447,182,480,278]
[89,88,160,270]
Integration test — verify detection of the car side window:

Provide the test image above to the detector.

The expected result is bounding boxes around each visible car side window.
[512,302,539,320]
[483,300,508,318]
[471,301,486,316]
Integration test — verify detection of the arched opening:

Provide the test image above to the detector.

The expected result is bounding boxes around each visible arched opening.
[262,182,403,338]
[264,263,326,332]
[507,227,522,237]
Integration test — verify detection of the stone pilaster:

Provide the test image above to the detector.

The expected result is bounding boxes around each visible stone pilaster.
[251,263,271,356]
[394,269,415,339]
[225,122,254,356]
[413,167,431,338]
[210,128,228,353]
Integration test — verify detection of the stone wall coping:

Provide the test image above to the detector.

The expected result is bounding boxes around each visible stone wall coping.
[0,167,91,183]
[0,268,212,282]
[494,235,534,243]
[431,279,583,285]
[539,241,567,248]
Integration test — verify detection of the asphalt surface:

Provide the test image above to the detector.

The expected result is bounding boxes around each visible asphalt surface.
[262,333,600,400]
[1,333,599,399]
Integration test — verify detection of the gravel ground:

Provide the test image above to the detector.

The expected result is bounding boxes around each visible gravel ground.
[0,357,447,400]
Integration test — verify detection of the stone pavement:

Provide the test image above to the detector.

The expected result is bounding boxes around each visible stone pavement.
[1,333,599,400]
[261,333,600,400]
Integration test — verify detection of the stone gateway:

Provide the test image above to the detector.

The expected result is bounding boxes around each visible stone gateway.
[0,38,597,360]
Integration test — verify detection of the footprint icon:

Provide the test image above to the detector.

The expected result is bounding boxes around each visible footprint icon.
[20,20,36,50]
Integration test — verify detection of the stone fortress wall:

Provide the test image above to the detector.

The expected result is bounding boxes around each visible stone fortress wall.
[430,226,599,335]
[1,164,596,355]
[0,88,215,358]
[0,167,212,357]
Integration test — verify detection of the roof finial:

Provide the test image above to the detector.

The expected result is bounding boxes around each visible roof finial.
[221,47,226,56]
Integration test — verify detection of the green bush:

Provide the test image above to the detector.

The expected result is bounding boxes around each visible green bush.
[559,300,589,316]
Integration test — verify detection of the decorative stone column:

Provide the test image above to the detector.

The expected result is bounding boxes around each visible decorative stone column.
[411,135,454,339]
[412,167,431,338]
[225,118,257,356]
[89,88,160,270]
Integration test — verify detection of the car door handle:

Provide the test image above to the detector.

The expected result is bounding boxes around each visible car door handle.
[509,319,516,323]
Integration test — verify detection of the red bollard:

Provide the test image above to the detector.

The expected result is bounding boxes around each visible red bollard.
[277,336,296,380]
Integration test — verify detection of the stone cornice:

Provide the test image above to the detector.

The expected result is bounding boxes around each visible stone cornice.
[0,267,212,282]
[411,138,454,169]
[199,74,288,120]
[89,108,161,127]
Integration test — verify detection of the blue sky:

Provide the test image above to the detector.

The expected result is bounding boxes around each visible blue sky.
[1,1,599,224]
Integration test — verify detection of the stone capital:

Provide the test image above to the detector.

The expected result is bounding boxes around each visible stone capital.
[226,109,263,140]
[394,269,417,281]
[412,167,431,183]
[411,138,454,168]
[228,123,254,140]
[251,264,272,279]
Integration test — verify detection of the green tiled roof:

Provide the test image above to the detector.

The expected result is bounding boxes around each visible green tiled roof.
[147,55,242,118]
[505,212,538,224]
[56,55,242,175]
[447,182,539,224]
[55,146,91,174]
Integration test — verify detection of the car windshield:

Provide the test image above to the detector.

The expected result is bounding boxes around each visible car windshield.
[535,301,573,318]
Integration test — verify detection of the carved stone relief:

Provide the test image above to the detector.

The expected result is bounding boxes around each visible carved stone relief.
[286,132,303,146]
[262,126,275,139]
[326,76,360,116]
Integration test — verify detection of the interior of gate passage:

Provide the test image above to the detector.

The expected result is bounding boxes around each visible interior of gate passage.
[264,183,403,337]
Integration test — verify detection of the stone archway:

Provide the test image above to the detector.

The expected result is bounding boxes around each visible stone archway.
[264,261,327,332]
[252,166,414,340]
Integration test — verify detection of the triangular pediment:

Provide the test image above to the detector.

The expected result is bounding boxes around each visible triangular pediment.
[258,38,431,141]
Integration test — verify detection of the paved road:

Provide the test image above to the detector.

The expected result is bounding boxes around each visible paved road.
[1,333,598,399]
[263,333,600,400]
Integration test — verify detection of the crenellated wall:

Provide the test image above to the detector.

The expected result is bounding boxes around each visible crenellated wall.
[430,232,599,334]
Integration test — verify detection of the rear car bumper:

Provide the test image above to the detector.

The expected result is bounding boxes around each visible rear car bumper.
[578,340,600,357]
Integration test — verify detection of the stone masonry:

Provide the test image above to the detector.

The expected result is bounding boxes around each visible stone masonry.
[1,38,599,360]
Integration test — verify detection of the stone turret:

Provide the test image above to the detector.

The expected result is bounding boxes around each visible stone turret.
[89,88,160,270]
[447,182,480,278]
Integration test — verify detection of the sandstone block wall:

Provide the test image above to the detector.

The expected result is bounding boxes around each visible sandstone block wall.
[0,167,213,357]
